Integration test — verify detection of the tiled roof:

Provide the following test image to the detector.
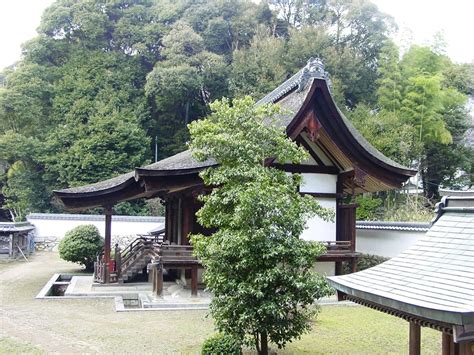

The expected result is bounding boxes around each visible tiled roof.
[55,171,135,194]
[27,213,164,223]
[0,222,35,233]
[356,221,430,232]
[137,150,216,174]
[328,197,474,327]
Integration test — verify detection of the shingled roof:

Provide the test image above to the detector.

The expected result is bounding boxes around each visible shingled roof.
[328,196,474,339]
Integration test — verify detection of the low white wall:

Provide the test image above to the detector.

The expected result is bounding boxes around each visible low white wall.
[27,213,164,241]
[356,227,427,258]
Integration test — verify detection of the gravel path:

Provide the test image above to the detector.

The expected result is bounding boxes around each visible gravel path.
[0,252,441,354]
[0,252,212,354]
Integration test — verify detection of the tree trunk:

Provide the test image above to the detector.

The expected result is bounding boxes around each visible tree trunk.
[259,331,268,355]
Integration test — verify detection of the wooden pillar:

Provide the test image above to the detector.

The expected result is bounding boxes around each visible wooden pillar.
[114,243,122,282]
[191,265,198,296]
[351,257,357,273]
[409,322,421,355]
[155,264,163,297]
[442,333,452,355]
[181,196,192,246]
[335,261,345,301]
[104,205,113,283]
[165,199,171,243]
[8,234,13,257]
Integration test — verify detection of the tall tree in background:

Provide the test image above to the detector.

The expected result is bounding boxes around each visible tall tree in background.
[229,28,287,99]
[349,43,472,200]
[145,21,228,157]
[0,0,471,218]
[376,40,402,112]
[0,0,269,217]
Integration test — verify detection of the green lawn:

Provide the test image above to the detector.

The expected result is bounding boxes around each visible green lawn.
[0,253,441,354]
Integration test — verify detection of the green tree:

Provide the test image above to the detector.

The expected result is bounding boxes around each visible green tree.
[400,74,452,146]
[229,28,287,99]
[42,49,151,187]
[188,97,333,355]
[348,105,419,166]
[145,21,228,158]
[422,87,471,199]
[376,40,402,112]
[0,132,49,221]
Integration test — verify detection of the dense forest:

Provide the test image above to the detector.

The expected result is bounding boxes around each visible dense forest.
[0,0,472,221]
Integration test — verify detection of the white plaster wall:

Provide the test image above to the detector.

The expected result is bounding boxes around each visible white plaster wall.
[300,173,337,193]
[27,214,164,240]
[300,198,336,242]
[356,228,426,258]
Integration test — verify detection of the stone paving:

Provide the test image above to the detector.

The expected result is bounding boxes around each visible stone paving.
[37,273,212,311]
[37,273,341,311]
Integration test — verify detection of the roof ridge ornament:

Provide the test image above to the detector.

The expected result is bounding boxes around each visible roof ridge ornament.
[296,57,330,92]
[256,57,331,105]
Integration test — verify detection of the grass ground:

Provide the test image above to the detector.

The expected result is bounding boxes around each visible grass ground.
[0,252,441,354]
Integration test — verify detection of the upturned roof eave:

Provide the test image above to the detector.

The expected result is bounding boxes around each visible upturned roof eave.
[53,174,137,198]
[134,164,216,178]
[295,79,416,179]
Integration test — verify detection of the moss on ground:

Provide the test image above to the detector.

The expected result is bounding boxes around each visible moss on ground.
[0,253,441,354]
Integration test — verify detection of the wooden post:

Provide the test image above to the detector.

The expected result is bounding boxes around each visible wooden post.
[442,333,452,355]
[151,263,157,293]
[335,261,345,301]
[115,243,122,282]
[104,205,113,283]
[351,257,357,273]
[191,265,198,296]
[409,322,421,355]
[8,234,13,257]
[155,263,163,297]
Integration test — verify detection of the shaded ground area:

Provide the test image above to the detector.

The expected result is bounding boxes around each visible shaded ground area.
[0,253,441,354]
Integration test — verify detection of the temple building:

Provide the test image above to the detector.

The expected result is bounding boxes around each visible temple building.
[328,196,474,355]
[54,59,415,287]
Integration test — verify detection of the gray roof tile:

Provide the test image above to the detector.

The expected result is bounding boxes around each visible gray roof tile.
[328,198,474,326]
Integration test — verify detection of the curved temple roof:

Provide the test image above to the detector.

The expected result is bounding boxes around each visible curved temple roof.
[54,58,416,209]
[328,197,474,334]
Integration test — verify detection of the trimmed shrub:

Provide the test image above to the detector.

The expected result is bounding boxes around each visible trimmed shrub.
[201,333,241,355]
[343,253,389,274]
[356,253,389,271]
[58,225,104,271]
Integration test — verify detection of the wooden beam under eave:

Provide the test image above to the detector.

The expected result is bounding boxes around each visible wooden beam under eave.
[141,174,203,194]
[271,163,339,174]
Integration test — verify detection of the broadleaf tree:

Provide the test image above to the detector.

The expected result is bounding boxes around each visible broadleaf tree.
[188,97,334,355]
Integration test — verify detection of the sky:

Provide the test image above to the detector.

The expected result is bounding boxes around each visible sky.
[0,0,473,71]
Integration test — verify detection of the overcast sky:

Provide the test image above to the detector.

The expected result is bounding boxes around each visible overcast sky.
[0,0,473,71]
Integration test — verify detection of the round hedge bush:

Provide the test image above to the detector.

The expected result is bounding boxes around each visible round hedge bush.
[58,225,104,271]
[201,333,241,355]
